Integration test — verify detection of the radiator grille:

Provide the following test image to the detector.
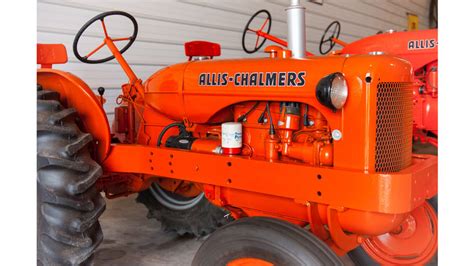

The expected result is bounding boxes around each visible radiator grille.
[375,82,413,172]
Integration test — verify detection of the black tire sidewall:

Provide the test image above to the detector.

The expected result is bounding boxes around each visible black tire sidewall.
[193,217,342,266]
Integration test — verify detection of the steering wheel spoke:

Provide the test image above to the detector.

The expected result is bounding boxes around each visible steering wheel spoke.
[73,11,138,64]
[259,18,270,31]
[112,37,132,42]
[100,18,109,38]
[85,41,106,59]
[322,38,332,44]
[255,35,261,49]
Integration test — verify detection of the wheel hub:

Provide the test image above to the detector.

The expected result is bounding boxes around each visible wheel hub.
[390,214,417,239]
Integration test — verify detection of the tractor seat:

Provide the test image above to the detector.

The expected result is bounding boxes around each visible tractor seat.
[37,43,68,68]
[185,41,221,61]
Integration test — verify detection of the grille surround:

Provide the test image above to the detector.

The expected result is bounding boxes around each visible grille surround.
[375,82,413,172]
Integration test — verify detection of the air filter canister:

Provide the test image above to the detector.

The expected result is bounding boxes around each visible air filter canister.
[221,122,242,155]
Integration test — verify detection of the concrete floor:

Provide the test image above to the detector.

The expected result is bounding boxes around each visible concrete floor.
[96,196,205,266]
[97,196,354,266]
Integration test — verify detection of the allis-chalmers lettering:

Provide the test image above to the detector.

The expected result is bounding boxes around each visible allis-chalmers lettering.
[407,39,437,50]
[199,71,306,87]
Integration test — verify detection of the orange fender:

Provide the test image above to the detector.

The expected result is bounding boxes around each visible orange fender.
[37,69,111,162]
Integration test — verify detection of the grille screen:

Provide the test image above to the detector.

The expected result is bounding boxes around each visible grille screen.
[375,82,413,172]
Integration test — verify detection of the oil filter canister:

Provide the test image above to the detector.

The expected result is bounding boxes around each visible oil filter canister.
[221,122,242,155]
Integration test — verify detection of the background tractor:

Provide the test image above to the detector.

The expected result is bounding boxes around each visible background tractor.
[37,1,437,265]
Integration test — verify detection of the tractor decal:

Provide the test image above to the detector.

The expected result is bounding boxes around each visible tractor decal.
[407,39,437,50]
[198,71,306,87]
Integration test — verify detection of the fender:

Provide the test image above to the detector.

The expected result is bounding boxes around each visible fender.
[37,69,111,162]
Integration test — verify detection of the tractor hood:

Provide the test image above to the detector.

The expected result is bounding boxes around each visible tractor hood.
[144,54,412,126]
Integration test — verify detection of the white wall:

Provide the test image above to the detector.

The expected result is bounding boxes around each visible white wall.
[38,0,431,122]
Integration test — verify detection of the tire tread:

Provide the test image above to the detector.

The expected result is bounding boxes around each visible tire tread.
[37,89,104,266]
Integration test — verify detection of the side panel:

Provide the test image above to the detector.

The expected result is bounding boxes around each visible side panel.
[37,69,111,162]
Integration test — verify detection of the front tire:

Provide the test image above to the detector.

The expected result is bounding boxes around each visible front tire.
[192,217,343,266]
[37,89,105,265]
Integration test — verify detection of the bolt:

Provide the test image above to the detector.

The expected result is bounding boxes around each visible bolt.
[332,129,342,141]
[309,120,315,126]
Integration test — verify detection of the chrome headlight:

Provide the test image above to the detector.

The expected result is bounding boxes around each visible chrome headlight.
[316,72,348,111]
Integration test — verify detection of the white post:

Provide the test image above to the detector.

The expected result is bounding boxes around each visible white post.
[286,0,306,59]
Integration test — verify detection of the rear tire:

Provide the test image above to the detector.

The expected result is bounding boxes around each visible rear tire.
[37,89,105,265]
[192,217,343,266]
[136,183,232,236]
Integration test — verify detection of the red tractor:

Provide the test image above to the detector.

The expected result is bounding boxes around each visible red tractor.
[37,2,437,265]
[243,11,438,150]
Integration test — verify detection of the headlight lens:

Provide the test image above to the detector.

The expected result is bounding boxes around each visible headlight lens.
[316,72,348,111]
[330,73,348,109]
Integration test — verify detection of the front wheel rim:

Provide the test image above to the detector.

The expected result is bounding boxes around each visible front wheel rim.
[362,201,437,265]
[226,258,273,266]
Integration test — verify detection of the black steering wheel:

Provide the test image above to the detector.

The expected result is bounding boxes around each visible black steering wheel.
[319,21,341,55]
[73,11,138,64]
[242,10,272,54]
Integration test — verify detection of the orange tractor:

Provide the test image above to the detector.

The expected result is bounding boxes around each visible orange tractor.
[37,1,437,265]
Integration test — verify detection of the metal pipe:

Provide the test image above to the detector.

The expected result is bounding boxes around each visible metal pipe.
[286,0,306,59]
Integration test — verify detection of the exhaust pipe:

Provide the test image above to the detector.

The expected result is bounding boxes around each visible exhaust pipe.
[286,0,306,59]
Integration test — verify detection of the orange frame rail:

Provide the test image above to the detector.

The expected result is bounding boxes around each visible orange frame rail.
[102,144,437,215]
